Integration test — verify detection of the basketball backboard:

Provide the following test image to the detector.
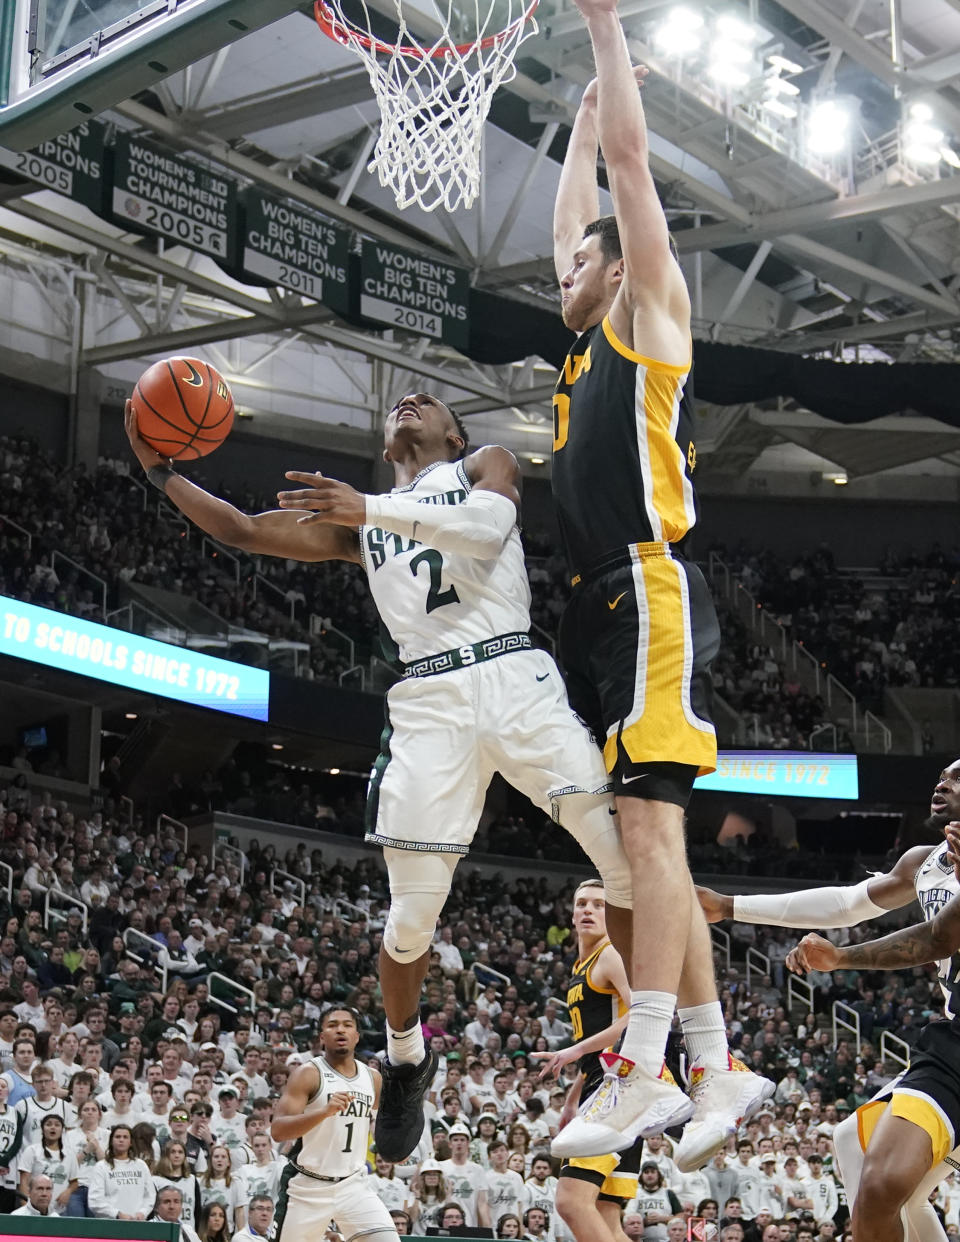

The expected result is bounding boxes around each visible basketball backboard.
[0,0,304,150]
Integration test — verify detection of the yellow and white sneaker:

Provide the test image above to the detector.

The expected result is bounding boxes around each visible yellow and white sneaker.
[674,1054,776,1173]
[551,1053,695,1159]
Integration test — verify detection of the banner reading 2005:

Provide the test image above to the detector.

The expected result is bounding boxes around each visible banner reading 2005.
[111,133,237,263]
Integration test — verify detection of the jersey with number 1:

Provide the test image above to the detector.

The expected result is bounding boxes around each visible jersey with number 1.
[915,843,960,1018]
[359,459,530,663]
[295,1057,375,1180]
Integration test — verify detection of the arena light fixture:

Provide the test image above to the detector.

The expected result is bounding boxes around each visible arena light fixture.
[708,11,759,89]
[652,5,703,56]
[763,97,798,119]
[529,456,546,465]
[904,105,945,165]
[807,99,852,155]
[942,146,960,169]
[768,53,803,75]
[328,767,341,775]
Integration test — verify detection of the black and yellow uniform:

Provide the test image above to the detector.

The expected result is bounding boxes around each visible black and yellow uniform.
[553,314,720,806]
[559,937,641,1204]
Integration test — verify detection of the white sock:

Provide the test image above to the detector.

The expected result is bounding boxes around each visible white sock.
[678,1001,730,1071]
[386,1022,426,1067]
[618,990,676,1076]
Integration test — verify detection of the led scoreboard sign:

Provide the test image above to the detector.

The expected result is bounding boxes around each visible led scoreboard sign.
[695,751,859,800]
[1,599,269,722]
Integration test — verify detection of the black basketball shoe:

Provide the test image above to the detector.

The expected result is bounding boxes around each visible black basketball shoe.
[375,1047,439,1162]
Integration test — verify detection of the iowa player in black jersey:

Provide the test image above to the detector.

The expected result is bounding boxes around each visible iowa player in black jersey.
[532,879,637,1242]
[549,0,772,1172]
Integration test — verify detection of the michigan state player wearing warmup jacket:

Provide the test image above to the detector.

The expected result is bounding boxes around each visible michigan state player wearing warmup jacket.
[697,758,960,1242]
[549,0,772,1169]
[271,1007,396,1242]
[126,390,631,1168]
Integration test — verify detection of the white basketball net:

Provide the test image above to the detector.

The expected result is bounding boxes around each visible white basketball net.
[315,0,538,213]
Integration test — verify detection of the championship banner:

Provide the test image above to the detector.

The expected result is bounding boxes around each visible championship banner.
[0,118,107,212]
[360,239,469,349]
[111,132,237,263]
[241,187,351,313]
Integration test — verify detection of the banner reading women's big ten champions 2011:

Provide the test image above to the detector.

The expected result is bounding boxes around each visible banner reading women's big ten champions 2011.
[240,187,351,313]
[111,132,237,264]
[360,239,469,350]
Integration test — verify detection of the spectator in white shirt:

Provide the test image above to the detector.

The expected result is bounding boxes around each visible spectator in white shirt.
[433,927,464,976]
[11,1173,59,1217]
[539,1003,571,1051]
[151,1184,202,1242]
[229,1048,269,1101]
[464,1009,494,1052]
[13,981,44,1028]
[803,1154,839,1226]
[80,866,111,907]
[476,985,502,1019]
[230,1193,274,1242]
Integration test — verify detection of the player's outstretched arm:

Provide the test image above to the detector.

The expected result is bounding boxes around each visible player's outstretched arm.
[554,81,600,283]
[574,0,688,358]
[787,823,960,973]
[271,1063,352,1142]
[695,843,931,929]
[125,401,359,564]
[279,445,521,560]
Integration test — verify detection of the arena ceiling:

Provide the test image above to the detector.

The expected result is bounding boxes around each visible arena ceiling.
[4,0,960,487]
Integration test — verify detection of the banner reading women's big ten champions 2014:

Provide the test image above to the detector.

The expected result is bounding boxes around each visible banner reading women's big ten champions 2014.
[360,239,469,350]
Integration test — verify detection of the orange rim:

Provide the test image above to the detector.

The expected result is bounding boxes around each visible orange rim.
[314,0,538,59]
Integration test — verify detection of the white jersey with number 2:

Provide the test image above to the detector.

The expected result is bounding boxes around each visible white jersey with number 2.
[359,459,530,662]
[296,1057,375,1180]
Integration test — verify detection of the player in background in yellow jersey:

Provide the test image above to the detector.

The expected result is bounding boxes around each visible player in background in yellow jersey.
[534,880,634,1242]
[548,0,773,1171]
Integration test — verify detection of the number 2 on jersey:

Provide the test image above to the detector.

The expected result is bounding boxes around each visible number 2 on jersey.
[410,548,460,614]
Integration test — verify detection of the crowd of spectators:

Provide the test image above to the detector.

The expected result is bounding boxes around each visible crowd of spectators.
[5,435,960,755]
[722,541,960,717]
[0,771,956,1239]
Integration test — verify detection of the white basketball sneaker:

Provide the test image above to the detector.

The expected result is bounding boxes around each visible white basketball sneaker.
[674,1054,776,1173]
[551,1052,695,1159]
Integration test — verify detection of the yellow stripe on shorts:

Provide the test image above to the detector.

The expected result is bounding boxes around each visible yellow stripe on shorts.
[603,550,716,777]
[892,1090,954,1166]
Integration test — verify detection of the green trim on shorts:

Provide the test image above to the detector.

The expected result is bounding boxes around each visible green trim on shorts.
[271,1139,301,1241]
[363,707,394,838]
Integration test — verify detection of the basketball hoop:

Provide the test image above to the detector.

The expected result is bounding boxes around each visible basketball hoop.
[315,0,538,213]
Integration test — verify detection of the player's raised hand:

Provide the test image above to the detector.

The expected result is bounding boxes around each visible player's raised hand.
[530,1048,577,1081]
[945,822,960,884]
[324,1090,353,1119]
[124,399,169,472]
[695,885,733,924]
[278,471,368,527]
[786,933,839,976]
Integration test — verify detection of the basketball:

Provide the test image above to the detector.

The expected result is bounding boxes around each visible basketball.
[131,357,235,461]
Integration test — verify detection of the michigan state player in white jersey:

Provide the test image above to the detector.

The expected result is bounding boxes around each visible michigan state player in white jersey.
[698,757,960,1242]
[126,391,632,1169]
[271,1006,396,1242]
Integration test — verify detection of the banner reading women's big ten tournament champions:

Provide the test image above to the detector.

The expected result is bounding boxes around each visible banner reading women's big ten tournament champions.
[111,132,237,264]
[1,599,269,722]
[0,119,107,213]
[360,239,469,350]
[241,187,351,313]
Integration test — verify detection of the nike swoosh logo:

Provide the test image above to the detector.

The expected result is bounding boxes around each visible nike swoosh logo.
[621,773,649,784]
[536,673,549,682]
[393,947,418,955]
[182,361,204,387]
[607,592,627,610]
